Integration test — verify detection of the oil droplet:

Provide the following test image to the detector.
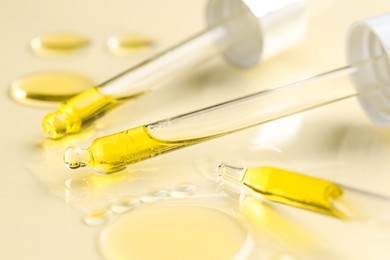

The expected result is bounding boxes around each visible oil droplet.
[106,34,155,56]
[169,182,197,198]
[30,32,90,56]
[64,177,89,193]
[9,71,95,106]
[139,188,168,203]
[64,178,90,204]
[99,205,253,260]
[83,210,110,226]
[110,196,141,214]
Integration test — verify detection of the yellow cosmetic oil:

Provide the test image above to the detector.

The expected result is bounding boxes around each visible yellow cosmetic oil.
[42,87,118,139]
[106,34,155,56]
[30,32,90,55]
[9,71,95,106]
[42,87,127,139]
[242,166,344,218]
[99,204,253,260]
[64,126,206,173]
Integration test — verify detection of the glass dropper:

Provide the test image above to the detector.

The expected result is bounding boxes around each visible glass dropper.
[63,13,390,173]
[63,55,388,173]
[42,0,307,139]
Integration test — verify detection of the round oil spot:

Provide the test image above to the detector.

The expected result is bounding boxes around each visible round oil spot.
[99,205,253,260]
[9,71,95,106]
[30,32,90,56]
[106,34,155,56]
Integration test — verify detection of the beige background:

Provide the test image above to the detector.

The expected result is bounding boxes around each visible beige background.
[1,0,390,259]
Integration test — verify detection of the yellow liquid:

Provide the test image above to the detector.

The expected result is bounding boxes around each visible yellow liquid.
[106,34,155,56]
[99,205,252,260]
[30,32,90,55]
[42,87,121,139]
[9,71,94,106]
[243,166,344,218]
[87,126,203,173]
[241,196,318,251]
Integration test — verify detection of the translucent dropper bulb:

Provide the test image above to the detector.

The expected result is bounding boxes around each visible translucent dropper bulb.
[63,54,389,173]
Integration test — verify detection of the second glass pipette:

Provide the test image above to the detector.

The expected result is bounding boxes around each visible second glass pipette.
[64,13,390,173]
[42,0,307,139]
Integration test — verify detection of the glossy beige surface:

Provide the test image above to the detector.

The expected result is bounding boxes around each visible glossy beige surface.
[2,0,390,259]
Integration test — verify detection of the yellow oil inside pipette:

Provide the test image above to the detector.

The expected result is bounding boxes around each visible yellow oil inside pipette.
[42,87,120,139]
[64,126,206,173]
[63,52,389,174]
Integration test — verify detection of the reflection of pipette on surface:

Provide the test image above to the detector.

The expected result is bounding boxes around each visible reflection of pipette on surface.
[216,163,390,224]
[64,13,390,173]
[42,0,307,139]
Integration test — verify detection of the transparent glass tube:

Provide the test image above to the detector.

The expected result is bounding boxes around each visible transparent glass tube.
[63,56,386,173]
[41,10,252,140]
[217,163,390,225]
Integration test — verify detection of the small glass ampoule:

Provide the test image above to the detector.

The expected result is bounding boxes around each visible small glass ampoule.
[216,164,345,218]
[217,163,390,225]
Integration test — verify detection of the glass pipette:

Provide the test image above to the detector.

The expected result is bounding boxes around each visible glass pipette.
[42,0,307,139]
[63,13,390,173]
[216,163,390,224]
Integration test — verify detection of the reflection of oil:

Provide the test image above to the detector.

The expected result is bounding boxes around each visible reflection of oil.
[106,34,155,56]
[83,209,111,226]
[64,173,133,203]
[9,71,95,106]
[30,32,90,56]
[99,204,253,260]
[240,197,317,248]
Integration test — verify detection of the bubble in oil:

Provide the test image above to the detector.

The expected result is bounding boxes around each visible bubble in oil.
[30,32,90,56]
[169,182,197,198]
[83,210,110,226]
[110,196,140,214]
[106,34,155,56]
[139,188,168,203]
[9,71,95,106]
